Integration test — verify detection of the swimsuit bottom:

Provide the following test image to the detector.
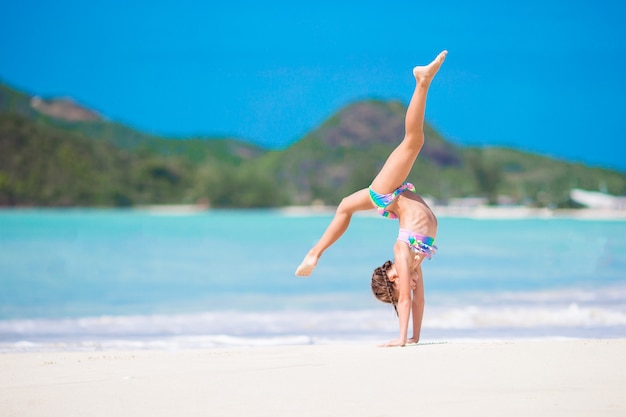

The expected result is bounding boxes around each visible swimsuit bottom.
[397,228,437,260]
[369,182,416,219]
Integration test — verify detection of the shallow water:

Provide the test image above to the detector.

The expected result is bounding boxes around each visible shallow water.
[1,209,625,351]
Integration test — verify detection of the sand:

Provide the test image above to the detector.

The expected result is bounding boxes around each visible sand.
[1,340,625,417]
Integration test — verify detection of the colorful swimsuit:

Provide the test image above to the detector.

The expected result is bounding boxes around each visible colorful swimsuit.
[369,182,438,259]
[397,229,438,259]
[368,182,416,219]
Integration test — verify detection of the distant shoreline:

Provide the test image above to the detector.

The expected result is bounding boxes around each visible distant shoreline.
[278,204,626,220]
[1,204,626,220]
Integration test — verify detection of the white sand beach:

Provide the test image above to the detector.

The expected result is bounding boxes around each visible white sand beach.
[1,339,625,417]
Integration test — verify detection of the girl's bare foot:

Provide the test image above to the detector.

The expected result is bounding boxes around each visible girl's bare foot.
[295,254,319,277]
[413,50,447,83]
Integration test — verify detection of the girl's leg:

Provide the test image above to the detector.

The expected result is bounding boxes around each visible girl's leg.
[370,50,447,194]
[295,188,372,276]
[295,51,447,277]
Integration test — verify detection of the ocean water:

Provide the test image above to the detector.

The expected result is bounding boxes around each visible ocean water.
[0,209,625,352]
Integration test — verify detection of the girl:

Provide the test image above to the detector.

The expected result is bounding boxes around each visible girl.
[295,50,447,347]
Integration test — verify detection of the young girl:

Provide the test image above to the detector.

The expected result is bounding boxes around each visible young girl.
[295,50,447,347]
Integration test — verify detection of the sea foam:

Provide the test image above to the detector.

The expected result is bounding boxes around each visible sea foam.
[1,303,625,352]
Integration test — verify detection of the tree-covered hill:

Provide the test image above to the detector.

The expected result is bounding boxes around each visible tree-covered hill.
[0,113,285,207]
[1,81,624,208]
[0,82,283,207]
[266,99,463,205]
[0,81,266,163]
[0,113,190,206]
[265,100,625,207]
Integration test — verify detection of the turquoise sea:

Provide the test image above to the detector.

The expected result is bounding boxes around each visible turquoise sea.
[1,209,625,352]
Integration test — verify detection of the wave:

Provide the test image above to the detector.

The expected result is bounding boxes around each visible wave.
[2,335,318,353]
[1,302,625,352]
[425,303,626,329]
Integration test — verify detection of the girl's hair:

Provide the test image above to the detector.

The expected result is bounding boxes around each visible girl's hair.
[371,260,398,316]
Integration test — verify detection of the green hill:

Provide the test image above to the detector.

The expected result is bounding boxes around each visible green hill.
[0,82,265,164]
[266,99,463,205]
[1,81,624,208]
[0,113,195,206]
[265,100,625,207]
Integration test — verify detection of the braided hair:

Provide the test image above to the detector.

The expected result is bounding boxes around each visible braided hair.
[371,260,398,316]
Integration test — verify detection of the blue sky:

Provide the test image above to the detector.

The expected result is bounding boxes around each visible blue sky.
[1,0,625,171]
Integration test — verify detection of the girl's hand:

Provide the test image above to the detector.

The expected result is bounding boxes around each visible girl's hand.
[379,339,407,347]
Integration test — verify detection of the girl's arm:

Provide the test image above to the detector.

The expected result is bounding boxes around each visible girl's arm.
[295,188,373,276]
[381,242,413,347]
[408,264,425,344]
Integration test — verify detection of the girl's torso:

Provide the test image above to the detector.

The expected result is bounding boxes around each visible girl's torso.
[368,182,437,238]
[393,192,438,238]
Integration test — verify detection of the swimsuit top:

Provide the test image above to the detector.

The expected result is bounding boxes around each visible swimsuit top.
[397,228,437,259]
[368,182,416,219]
